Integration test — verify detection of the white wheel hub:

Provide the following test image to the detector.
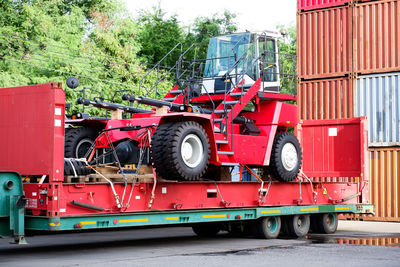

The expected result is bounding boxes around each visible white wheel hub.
[181,134,204,168]
[281,142,298,171]
[75,138,94,158]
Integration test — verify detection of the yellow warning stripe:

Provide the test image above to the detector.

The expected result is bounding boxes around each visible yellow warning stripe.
[80,221,96,225]
[166,217,179,221]
[202,214,226,218]
[119,218,148,223]
[301,208,319,212]
[261,210,281,214]
[335,207,351,211]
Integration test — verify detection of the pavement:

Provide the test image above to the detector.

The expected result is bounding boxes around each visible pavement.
[338,220,400,233]
[0,219,399,267]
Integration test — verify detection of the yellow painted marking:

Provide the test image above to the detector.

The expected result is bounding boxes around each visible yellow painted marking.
[80,221,96,225]
[261,210,281,214]
[323,188,328,195]
[202,214,226,218]
[49,222,60,227]
[301,208,318,212]
[335,207,351,211]
[119,218,148,223]
[166,217,179,221]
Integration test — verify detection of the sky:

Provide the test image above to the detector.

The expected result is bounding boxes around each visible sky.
[123,0,297,32]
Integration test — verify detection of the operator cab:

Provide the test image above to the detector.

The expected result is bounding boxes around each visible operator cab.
[201,31,280,94]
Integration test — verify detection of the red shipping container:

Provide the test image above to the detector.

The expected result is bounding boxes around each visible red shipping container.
[297,0,378,11]
[298,77,354,120]
[353,0,400,74]
[298,118,368,178]
[0,83,65,182]
[297,0,352,11]
[297,5,353,79]
[297,117,369,204]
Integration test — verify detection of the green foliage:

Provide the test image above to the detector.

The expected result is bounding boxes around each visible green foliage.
[276,24,297,96]
[191,10,238,59]
[0,1,298,116]
[0,0,149,116]
[137,5,183,67]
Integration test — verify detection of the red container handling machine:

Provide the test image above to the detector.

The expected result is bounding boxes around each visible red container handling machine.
[0,31,372,244]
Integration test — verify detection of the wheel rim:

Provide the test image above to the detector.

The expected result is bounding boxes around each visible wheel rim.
[325,213,335,228]
[281,142,298,171]
[181,134,204,168]
[266,217,278,233]
[75,138,94,158]
[297,215,305,228]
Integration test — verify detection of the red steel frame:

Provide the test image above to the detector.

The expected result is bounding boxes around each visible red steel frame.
[0,83,369,218]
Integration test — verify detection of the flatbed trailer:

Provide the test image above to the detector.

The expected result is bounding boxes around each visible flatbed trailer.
[0,83,373,244]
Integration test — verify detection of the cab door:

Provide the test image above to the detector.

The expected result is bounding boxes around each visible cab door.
[258,36,280,92]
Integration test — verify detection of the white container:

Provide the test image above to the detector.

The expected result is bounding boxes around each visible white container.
[355,72,400,147]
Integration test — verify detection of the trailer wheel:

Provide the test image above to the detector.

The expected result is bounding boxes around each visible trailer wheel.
[192,223,220,237]
[65,127,98,159]
[282,215,310,238]
[269,132,302,182]
[311,213,338,234]
[151,121,210,181]
[256,216,281,239]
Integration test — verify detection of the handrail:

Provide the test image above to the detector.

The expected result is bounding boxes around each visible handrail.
[138,42,183,97]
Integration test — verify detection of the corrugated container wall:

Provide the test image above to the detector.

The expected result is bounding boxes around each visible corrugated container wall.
[298,77,354,120]
[367,148,400,221]
[297,0,352,11]
[355,72,400,147]
[297,6,352,79]
[353,0,400,74]
[297,0,379,11]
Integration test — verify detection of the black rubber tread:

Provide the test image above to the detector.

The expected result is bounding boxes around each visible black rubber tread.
[256,216,281,239]
[63,159,90,176]
[151,121,210,181]
[64,127,98,158]
[192,223,220,237]
[283,215,310,238]
[311,213,338,234]
[150,122,174,180]
[268,132,302,182]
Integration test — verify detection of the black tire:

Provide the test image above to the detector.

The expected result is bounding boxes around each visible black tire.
[310,213,338,234]
[256,216,281,239]
[63,159,90,176]
[268,132,302,182]
[150,121,210,181]
[65,127,98,159]
[192,223,220,237]
[283,215,310,238]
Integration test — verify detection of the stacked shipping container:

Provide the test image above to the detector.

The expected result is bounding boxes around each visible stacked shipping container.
[297,0,400,221]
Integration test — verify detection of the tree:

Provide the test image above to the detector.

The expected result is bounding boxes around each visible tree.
[275,24,297,95]
[191,10,238,59]
[0,0,151,115]
[136,5,184,68]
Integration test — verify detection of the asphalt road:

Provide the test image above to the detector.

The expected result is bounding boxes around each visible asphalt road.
[1,222,399,267]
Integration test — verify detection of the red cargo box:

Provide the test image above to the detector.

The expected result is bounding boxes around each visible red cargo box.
[0,83,65,182]
[298,77,354,121]
[297,0,352,11]
[353,0,400,74]
[297,0,378,11]
[298,118,368,181]
[297,5,353,79]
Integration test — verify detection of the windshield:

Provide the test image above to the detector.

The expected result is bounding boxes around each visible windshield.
[203,33,254,78]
